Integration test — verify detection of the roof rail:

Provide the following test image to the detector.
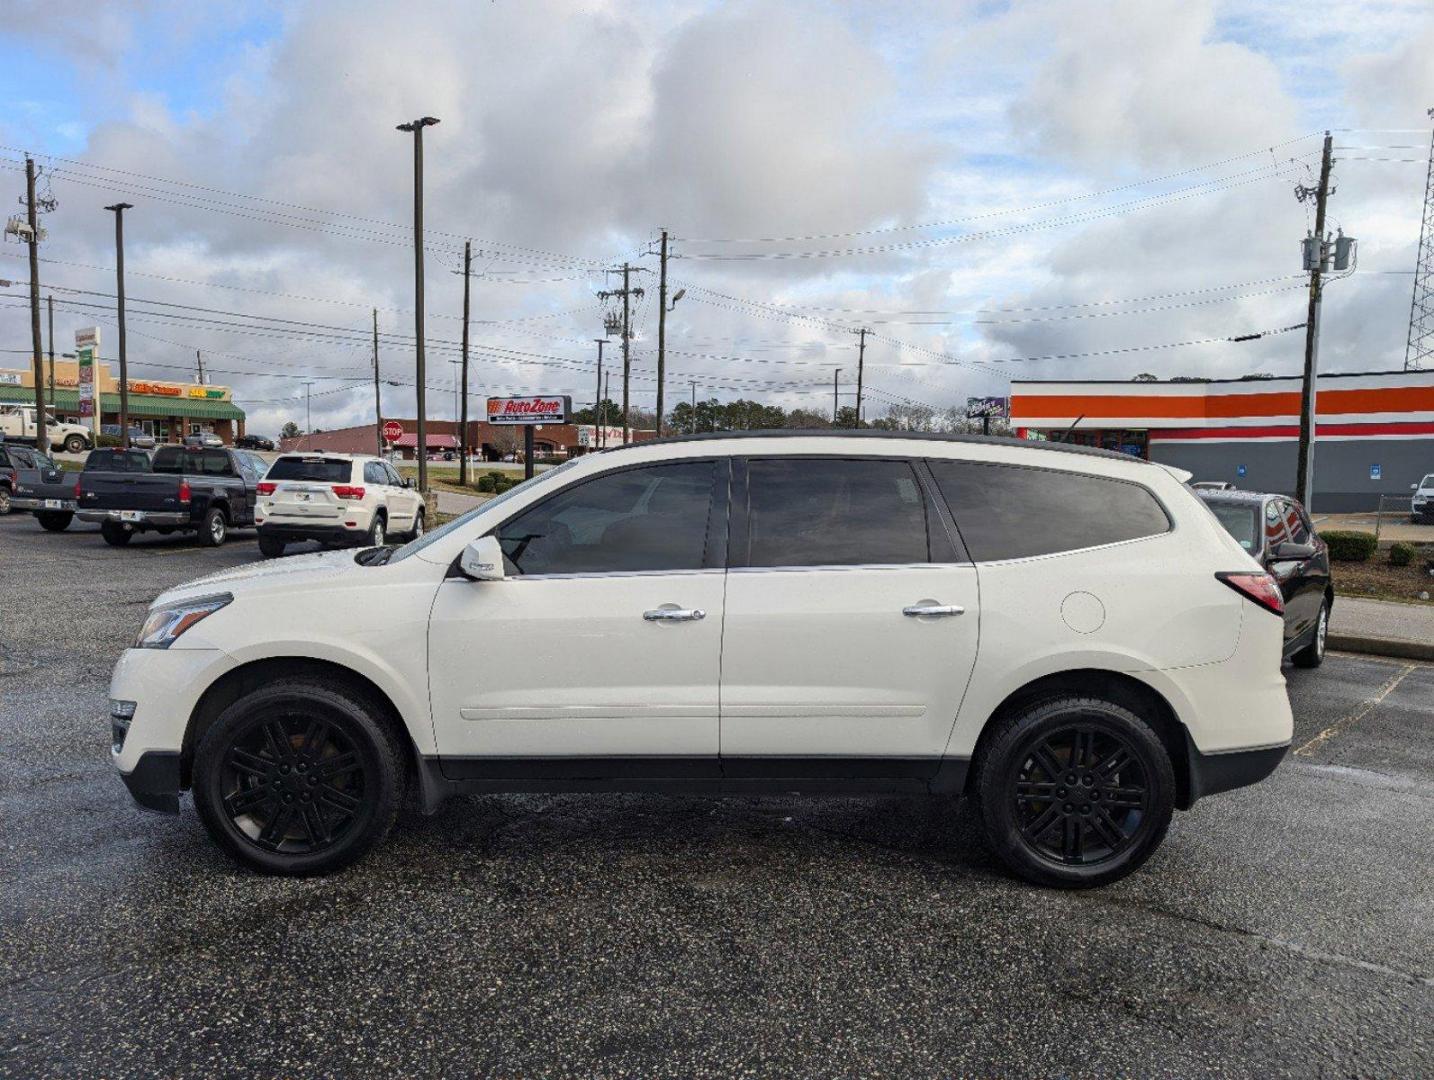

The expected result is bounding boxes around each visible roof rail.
[603,429,1150,463]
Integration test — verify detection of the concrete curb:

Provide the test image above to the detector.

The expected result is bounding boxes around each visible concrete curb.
[1327,633,1434,663]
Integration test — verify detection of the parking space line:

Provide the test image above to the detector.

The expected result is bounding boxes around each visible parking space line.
[1294,662,1418,757]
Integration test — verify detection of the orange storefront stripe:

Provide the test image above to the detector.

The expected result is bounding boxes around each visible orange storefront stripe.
[1010,385,1434,421]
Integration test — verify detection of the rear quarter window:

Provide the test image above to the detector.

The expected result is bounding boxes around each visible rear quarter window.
[83,449,151,473]
[928,459,1170,562]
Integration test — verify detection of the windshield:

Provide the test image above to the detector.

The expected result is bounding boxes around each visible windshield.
[387,457,584,564]
[1421,475,1434,489]
[267,456,352,482]
[1208,503,1260,552]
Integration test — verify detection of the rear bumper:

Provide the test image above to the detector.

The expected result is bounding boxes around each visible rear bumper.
[79,509,190,528]
[12,497,76,512]
[119,750,182,815]
[258,521,367,544]
[1185,739,1288,803]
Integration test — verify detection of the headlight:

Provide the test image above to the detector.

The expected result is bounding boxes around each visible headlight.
[135,593,232,649]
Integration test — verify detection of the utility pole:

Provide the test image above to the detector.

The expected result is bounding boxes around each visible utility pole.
[598,264,645,444]
[104,202,134,446]
[195,349,205,385]
[46,294,54,405]
[656,230,669,434]
[603,373,611,446]
[397,115,439,496]
[24,157,48,454]
[1295,132,1334,511]
[457,240,472,484]
[593,338,607,451]
[690,380,697,433]
[372,308,383,457]
[303,381,315,450]
[854,327,868,429]
[833,368,841,424]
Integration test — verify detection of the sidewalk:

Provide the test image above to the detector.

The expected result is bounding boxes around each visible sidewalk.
[1329,595,1434,662]
[434,488,492,516]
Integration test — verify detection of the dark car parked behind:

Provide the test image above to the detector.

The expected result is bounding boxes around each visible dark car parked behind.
[235,434,275,451]
[1,442,80,529]
[1197,489,1332,668]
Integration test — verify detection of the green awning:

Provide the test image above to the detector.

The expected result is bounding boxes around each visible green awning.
[0,385,245,421]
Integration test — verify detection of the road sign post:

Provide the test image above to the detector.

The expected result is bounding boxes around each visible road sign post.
[486,395,571,480]
[76,327,101,442]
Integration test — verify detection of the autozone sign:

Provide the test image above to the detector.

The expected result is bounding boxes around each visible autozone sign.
[486,395,570,425]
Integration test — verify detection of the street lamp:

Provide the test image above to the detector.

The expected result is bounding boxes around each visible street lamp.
[396,115,439,493]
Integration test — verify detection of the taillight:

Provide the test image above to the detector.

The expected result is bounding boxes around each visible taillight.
[178,479,192,504]
[74,475,84,499]
[332,485,365,500]
[256,481,276,496]
[1216,571,1284,617]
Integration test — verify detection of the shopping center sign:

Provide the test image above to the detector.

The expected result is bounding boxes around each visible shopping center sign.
[486,395,571,425]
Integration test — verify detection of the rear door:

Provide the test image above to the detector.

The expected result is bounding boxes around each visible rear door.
[264,456,354,527]
[718,456,979,775]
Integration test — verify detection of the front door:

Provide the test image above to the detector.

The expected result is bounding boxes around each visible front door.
[719,457,980,775]
[427,458,729,773]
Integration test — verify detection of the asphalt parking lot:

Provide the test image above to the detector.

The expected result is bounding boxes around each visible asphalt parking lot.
[1,514,1431,1079]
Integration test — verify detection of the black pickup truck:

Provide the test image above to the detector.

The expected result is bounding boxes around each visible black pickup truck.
[77,445,267,547]
[0,441,81,530]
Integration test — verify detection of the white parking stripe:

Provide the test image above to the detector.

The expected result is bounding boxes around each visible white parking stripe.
[1294,662,1418,756]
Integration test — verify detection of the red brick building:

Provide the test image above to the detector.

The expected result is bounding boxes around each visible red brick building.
[279,419,653,459]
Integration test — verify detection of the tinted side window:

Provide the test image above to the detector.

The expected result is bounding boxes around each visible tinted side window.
[1283,500,1311,545]
[746,458,928,568]
[1264,500,1292,550]
[364,461,386,485]
[929,460,1169,561]
[496,461,716,575]
[384,463,404,487]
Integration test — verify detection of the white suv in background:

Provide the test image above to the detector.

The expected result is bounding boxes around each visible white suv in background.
[1412,473,1433,523]
[109,432,1292,886]
[255,453,425,557]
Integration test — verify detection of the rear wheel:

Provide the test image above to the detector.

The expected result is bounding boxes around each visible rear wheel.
[192,679,404,875]
[100,521,132,546]
[258,533,286,559]
[1292,600,1329,669]
[36,511,72,532]
[64,434,87,454]
[407,508,425,541]
[975,696,1175,888]
[0,486,10,515]
[366,512,386,547]
[198,506,228,547]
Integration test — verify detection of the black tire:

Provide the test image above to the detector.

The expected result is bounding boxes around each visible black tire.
[64,434,87,454]
[191,678,405,875]
[366,512,387,547]
[198,506,228,547]
[36,511,72,532]
[1292,600,1329,669]
[407,508,425,541]
[100,521,132,546]
[974,695,1175,889]
[0,485,10,515]
[258,533,286,559]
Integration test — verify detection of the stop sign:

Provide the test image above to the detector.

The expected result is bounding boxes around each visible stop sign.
[382,420,404,442]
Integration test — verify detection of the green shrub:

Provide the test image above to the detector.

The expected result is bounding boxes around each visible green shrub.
[475,474,496,493]
[1389,543,1415,567]
[95,433,124,448]
[1322,530,1377,562]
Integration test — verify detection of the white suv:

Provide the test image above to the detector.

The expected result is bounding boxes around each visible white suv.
[255,453,426,557]
[109,433,1292,886]
[1412,473,1433,523]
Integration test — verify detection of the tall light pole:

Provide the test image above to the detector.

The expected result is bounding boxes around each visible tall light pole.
[303,381,315,450]
[104,203,134,446]
[397,115,439,495]
[832,368,841,425]
[593,338,608,450]
[458,239,472,485]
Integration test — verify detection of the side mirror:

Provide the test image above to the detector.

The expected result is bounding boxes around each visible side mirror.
[1412,484,1419,491]
[1271,541,1316,562]
[403,477,414,489]
[459,535,506,581]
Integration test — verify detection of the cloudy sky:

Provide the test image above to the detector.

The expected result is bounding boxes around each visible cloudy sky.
[2,0,1433,435]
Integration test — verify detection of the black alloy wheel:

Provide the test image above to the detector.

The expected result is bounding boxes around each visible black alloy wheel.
[193,679,403,875]
[976,695,1174,888]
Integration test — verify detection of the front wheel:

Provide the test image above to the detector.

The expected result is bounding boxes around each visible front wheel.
[191,679,404,875]
[366,513,386,547]
[64,434,87,454]
[198,506,228,547]
[100,521,132,546]
[36,511,72,532]
[974,696,1175,889]
[1292,600,1329,669]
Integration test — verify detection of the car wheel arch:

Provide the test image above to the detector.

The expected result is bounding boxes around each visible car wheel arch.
[965,668,1192,810]
[180,656,418,794]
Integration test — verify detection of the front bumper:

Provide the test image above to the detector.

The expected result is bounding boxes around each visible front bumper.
[120,751,182,814]
[1414,503,1432,521]
[79,509,190,527]
[12,497,77,512]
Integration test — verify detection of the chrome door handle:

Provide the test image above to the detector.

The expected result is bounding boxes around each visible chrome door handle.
[902,604,965,618]
[643,607,706,622]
